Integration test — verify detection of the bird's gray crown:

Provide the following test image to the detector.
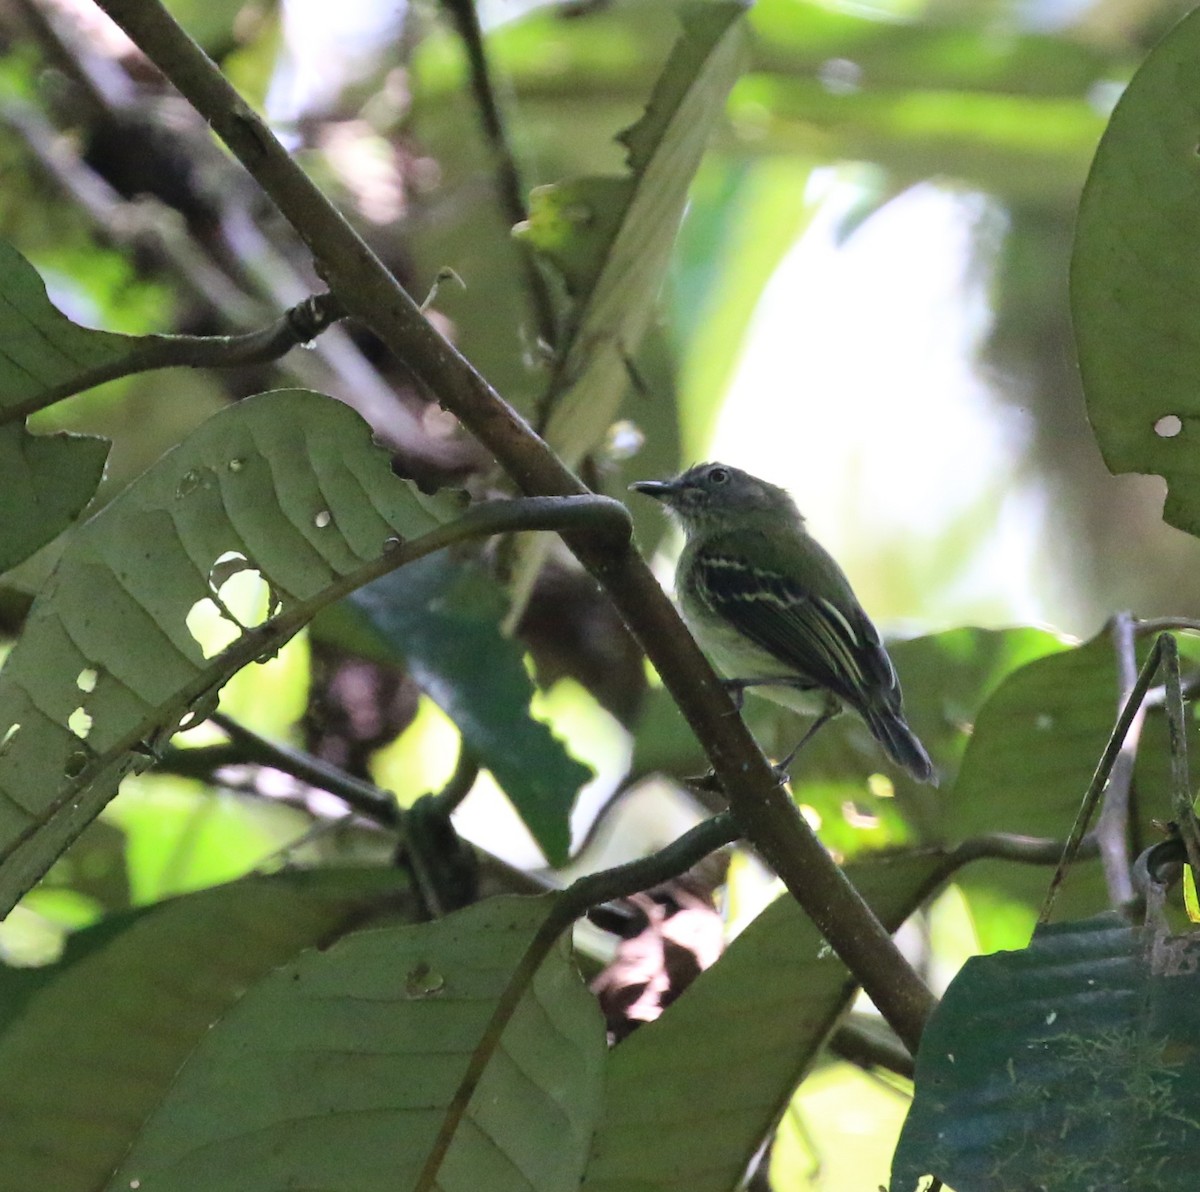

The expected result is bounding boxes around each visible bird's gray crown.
[630,462,803,533]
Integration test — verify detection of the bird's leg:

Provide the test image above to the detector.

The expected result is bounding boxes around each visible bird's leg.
[720,678,750,711]
[778,696,841,773]
[722,676,819,712]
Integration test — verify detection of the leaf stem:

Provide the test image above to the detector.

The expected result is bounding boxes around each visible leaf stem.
[1038,633,1166,926]
[1160,634,1200,878]
[1095,613,1139,906]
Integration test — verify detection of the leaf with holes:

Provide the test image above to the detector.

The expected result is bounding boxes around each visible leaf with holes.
[1071,7,1200,538]
[0,866,412,1192]
[105,894,604,1192]
[0,389,466,920]
[520,2,748,467]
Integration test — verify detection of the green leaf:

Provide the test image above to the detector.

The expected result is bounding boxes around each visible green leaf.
[937,631,1200,938]
[0,240,169,423]
[892,905,1200,1191]
[0,866,411,1192]
[0,389,465,919]
[315,554,592,867]
[523,2,748,467]
[107,894,604,1192]
[1071,8,1200,538]
[581,853,951,1192]
[0,423,109,571]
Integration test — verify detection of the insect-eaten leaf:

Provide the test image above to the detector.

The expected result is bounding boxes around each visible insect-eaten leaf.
[1072,7,1200,539]
[0,389,465,920]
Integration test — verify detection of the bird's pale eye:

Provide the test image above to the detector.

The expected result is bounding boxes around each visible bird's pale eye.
[708,466,730,485]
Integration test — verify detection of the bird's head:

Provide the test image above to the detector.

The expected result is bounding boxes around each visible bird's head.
[631,462,801,534]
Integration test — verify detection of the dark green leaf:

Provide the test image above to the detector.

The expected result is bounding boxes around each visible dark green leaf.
[0,424,109,571]
[1072,7,1200,538]
[107,895,604,1192]
[315,554,591,867]
[892,904,1200,1191]
[0,240,169,421]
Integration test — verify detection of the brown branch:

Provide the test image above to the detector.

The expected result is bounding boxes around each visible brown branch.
[89,0,936,1055]
[0,286,346,424]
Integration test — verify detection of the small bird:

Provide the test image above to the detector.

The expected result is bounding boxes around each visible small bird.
[631,462,935,784]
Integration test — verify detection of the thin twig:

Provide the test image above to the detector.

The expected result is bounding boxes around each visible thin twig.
[428,743,481,817]
[1160,635,1200,878]
[948,830,1098,868]
[1095,614,1138,906]
[209,711,400,825]
[829,1016,915,1081]
[0,288,346,425]
[1039,635,1166,926]
[1134,617,1200,636]
[89,0,937,1056]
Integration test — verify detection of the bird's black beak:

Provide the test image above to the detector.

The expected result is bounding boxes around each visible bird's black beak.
[629,479,677,500]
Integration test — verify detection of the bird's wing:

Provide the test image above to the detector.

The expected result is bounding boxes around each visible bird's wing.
[691,543,899,713]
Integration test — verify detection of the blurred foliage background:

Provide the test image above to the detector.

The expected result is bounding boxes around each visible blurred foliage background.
[2,0,1200,1185]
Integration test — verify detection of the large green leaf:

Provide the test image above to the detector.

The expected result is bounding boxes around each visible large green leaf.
[939,631,1200,938]
[524,2,748,467]
[581,853,951,1192]
[892,902,1200,1190]
[107,894,605,1192]
[315,554,591,866]
[1071,8,1200,538]
[0,866,411,1192]
[0,389,465,919]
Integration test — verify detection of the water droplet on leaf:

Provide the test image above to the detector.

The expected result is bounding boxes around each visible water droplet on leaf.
[405,961,445,998]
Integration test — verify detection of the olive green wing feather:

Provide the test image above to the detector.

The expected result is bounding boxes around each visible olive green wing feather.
[689,536,901,715]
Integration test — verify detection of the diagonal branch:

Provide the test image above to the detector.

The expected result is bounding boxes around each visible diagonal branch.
[89,0,936,1054]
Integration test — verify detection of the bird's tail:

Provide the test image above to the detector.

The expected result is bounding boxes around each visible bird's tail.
[862,705,937,786]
